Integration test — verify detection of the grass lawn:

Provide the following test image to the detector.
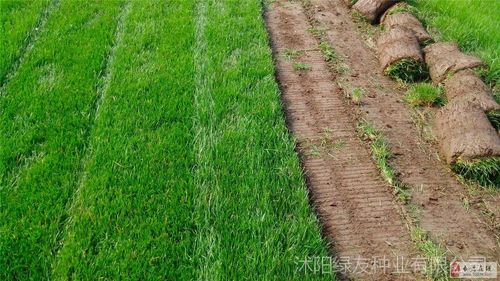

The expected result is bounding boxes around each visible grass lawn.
[0,0,127,279]
[1,0,330,280]
[0,0,52,85]
[409,0,500,87]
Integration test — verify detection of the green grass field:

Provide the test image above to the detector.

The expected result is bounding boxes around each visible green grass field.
[410,0,500,87]
[0,0,330,280]
[0,0,52,85]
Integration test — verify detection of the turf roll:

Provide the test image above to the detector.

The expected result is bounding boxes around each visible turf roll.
[435,99,500,164]
[352,0,399,23]
[444,70,500,112]
[377,26,427,82]
[382,12,432,43]
[424,42,485,83]
[380,2,410,22]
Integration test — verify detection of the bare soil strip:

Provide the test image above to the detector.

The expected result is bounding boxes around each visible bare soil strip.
[266,1,417,279]
[307,0,499,261]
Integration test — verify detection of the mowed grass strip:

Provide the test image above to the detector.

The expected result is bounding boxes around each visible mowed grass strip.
[192,1,330,279]
[53,0,330,279]
[0,0,53,85]
[0,0,124,279]
[410,0,500,86]
[52,1,196,279]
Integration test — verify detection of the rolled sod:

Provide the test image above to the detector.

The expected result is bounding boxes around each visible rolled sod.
[435,99,500,164]
[377,26,427,82]
[353,0,399,23]
[424,42,484,83]
[380,2,410,22]
[382,12,432,43]
[444,70,500,112]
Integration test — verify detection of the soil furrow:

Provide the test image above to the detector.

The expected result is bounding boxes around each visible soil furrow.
[308,0,499,262]
[265,1,416,279]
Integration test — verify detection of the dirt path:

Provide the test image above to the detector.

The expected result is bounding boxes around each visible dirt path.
[266,1,418,279]
[307,0,499,262]
[266,0,499,279]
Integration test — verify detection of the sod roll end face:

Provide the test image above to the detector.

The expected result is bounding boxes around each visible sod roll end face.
[486,110,500,130]
[452,157,500,188]
[377,26,427,83]
[384,58,429,83]
[435,100,500,188]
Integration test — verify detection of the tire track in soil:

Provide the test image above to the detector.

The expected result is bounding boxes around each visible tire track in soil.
[307,0,499,262]
[265,1,418,280]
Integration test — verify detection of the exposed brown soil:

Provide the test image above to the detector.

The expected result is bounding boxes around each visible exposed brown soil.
[308,0,499,262]
[444,70,500,112]
[381,12,432,43]
[377,26,423,71]
[435,100,500,163]
[265,0,500,279]
[266,1,417,280]
[424,42,485,83]
[352,0,398,23]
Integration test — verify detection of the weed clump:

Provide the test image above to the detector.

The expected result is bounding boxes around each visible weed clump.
[385,59,429,83]
[318,41,338,63]
[282,48,304,60]
[404,83,444,107]
[350,87,364,105]
[293,62,311,71]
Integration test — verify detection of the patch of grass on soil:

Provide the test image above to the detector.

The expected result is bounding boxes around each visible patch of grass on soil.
[318,41,338,63]
[282,48,304,60]
[293,61,312,71]
[358,120,411,202]
[404,83,444,107]
[350,87,364,105]
[410,226,449,280]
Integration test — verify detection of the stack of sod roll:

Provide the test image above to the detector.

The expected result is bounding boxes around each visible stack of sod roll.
[347,0,500,186]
